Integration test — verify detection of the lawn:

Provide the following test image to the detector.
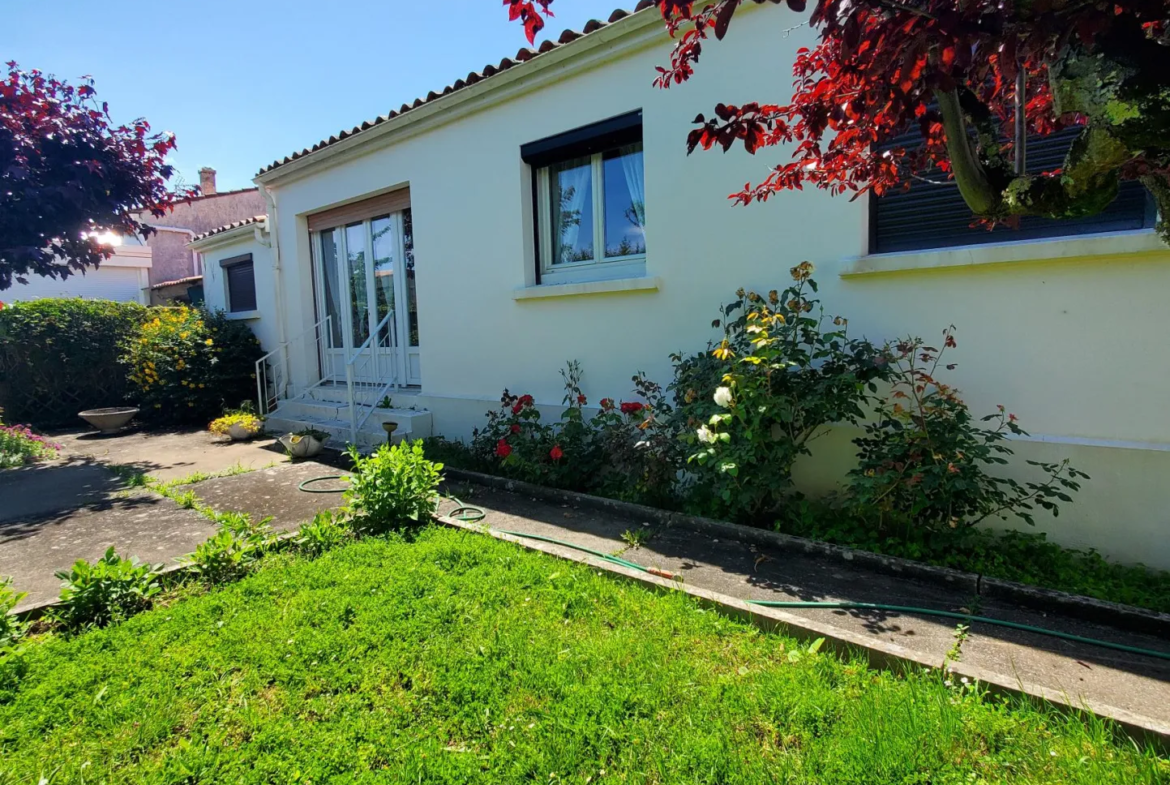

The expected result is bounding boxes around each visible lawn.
[1,527,1164,784]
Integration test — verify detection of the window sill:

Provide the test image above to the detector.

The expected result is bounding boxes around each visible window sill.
[225,309,262,321]
[841,229,1164,277]
[513,275,661,301]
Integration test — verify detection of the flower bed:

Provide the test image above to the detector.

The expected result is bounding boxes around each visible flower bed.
[0,421,61,469]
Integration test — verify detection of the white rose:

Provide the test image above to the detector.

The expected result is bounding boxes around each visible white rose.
[713,386,734,408]
[697,425,717,444]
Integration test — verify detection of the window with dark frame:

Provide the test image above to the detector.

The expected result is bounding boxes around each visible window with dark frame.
[522,111,646,284]
[223,255,257,313]
[871,127,1155,255]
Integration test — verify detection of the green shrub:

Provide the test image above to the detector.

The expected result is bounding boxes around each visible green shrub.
[344,441,443,534]
[686,263,887,521]
[848,330,1087,534]
[183,512,275,585]
[0,577,25,650]
[122,306,263,425]
[294,511,352,557]
[0,298,148,428]
[53,548,162,630]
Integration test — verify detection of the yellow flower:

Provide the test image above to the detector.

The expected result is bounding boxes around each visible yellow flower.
[204,339,213,346]
[180,332,189,339]
[199,383,205,389]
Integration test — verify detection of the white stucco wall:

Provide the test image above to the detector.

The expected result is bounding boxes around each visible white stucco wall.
[257,5,1170,568]
[197,235,279,351]
[4,248,152,304]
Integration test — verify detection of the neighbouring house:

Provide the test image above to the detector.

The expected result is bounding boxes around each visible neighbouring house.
[140,168,267,305]
[3,168,264,306]
[192,2,1170,570]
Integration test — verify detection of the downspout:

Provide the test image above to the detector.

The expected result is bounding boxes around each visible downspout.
[259,184,289,405]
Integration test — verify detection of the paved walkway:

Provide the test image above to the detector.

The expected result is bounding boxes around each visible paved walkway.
[435,481,1170,733]
[1,429,343,611]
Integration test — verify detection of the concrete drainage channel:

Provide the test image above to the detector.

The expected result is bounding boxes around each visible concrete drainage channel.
[436,467,1170,745]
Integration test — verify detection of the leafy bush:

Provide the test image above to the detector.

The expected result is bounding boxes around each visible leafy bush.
[53,548,162,630]
[183,512,275,585]
[0,418,61,468]
[590,374,685,508]
[344,441,443,534]
[0,298,148,428]
[295,511,352,557]
[686,263,887,521]
[122,306,263,425]
[848,330,1087,533]
[0,576,26,650]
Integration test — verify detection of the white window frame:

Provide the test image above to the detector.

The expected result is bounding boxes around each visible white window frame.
[536,144,646,286]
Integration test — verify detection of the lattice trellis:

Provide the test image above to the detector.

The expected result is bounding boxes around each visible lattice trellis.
[0,352,134,429]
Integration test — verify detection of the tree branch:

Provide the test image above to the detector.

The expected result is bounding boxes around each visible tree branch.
[932,88,999,215]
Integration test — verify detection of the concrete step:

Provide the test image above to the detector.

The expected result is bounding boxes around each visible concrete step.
[264,415,397,452]
[273,395,433,441]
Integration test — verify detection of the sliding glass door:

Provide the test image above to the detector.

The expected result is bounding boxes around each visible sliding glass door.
[313,208,419,387]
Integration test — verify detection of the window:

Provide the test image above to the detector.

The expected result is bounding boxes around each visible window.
[871,127,1154,255]
[523,111,646,284]
[222,255,256,313]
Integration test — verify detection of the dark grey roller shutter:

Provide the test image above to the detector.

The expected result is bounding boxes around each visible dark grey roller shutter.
[226,259,256,312]
[872,128,1153,254]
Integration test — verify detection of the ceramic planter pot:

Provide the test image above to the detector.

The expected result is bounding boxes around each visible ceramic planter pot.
[279,433,328,458]
[78,407,139,434]
[226,423,258,441]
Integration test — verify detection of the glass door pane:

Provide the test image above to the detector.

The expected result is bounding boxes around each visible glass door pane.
[403,209,418,347]
[319,230,343,347]
[344,223,370,347]
[371,215,397,347]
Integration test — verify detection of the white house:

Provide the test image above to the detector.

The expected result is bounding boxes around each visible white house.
[192,2,1170,570]
[4,235,153,304]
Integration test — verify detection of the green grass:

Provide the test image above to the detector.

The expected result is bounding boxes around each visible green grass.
[1,528,1164,784]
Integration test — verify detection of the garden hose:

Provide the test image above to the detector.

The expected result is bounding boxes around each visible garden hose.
[310,490,1170,662]
[298,475,349,493]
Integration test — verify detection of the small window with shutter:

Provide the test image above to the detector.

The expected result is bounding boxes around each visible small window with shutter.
[871,127,1154,255]
[223,255,257,313]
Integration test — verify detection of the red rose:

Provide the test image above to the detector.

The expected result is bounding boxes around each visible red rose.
[511,424,521,434]
[519,394,534,407]
[512,403,523,415]
[577,394,587,406]
[549,445,564,461]
[620,401,645,416]
[599,398,614,410]
[496,439,512,458]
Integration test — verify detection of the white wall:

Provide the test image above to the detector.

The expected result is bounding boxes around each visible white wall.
[261,6,1170,569]
[198,236,279,351]
[4,250,151,304]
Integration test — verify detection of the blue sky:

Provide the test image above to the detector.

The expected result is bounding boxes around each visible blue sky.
[4,0,641,192]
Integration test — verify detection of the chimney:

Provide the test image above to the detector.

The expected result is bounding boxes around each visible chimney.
[198,167,217,196]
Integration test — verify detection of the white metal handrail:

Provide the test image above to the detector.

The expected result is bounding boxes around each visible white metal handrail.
[345,311,397,442]
[255,316,333,417]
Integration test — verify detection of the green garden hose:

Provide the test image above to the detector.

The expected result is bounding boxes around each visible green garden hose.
[311,491,1170,662]
[298,475,349,493]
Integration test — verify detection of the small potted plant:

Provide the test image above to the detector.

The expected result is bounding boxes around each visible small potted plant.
[209,408,265,442]
[279,427,330,459]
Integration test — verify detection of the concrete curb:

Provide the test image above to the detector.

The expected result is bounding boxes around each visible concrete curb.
[434,512,1170,746]
[442,467,1170,637]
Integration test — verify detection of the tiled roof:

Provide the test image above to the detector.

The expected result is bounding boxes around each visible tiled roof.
[257,1,658,177]
[150,275,204,290]
[191,215,267,243]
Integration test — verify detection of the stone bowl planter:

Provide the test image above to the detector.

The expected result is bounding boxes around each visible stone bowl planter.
[226,423,258,441]
[78,407,139,434]
[279,432,328,459]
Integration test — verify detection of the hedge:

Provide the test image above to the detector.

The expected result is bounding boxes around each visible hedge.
[0,299,149,428]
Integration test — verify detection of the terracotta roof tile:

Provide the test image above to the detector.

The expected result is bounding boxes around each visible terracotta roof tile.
[191,215,267,243]
[257,1,659,177]
[150,274,204,290]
